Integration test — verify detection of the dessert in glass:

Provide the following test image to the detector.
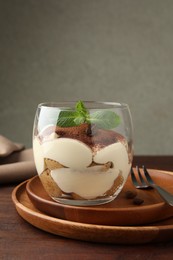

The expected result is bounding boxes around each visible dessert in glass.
[33,101,133,206]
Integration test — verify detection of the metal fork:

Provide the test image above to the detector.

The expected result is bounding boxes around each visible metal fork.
[131,166,173,206]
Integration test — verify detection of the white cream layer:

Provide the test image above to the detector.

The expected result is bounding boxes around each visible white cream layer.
[51,166,120,199]
[33,137,44,174]
[33,136,130,198]
[42,138,92,170]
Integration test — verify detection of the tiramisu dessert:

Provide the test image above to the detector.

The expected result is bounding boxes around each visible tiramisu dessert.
[33,101,132,205]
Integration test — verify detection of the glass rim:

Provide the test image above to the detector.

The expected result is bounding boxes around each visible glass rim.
[37,101,129,109]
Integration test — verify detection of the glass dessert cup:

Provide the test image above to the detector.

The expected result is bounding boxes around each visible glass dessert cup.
[33,101,133,206]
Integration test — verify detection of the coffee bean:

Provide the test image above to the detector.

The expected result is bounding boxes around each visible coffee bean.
[133,197,144,205]
[125,190,137,199]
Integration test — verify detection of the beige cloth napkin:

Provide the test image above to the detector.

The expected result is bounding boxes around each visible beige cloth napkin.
[0,135,37,184]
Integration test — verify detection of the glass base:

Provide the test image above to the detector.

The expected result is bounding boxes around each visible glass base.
[51,195,116,206]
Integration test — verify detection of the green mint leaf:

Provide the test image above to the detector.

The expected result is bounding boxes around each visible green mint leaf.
[89,110,121,129]
[75,100,88,115]
[57,101,88,127]
[57,101,121,129]
[74,114,86,125]
[57,111,79,127]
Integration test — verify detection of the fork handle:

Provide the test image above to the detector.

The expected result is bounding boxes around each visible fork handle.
[152,184,173,206]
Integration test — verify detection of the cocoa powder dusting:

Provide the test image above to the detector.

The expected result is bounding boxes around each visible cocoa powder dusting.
[40,123,126,149]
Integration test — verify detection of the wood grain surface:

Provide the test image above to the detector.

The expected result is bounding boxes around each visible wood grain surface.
[25,170,173,226]
[1,156,173,259]
[12,178,173,245]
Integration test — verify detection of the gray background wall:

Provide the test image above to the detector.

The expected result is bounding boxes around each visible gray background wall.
[0,0,173,155]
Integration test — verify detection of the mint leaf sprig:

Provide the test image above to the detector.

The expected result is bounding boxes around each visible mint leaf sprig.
[57,100,120,129]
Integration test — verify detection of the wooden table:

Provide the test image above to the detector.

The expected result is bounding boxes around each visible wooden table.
[1,156,173,259]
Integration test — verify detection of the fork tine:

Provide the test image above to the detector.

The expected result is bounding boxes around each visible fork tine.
[143,165,154,185]
[130,167,139,187]
[143,166,173,206]
[131,166,152,189]
[137,166,146,185]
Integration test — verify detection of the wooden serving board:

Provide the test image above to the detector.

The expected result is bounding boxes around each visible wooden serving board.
[25,170,173,226]
[12,170,173,244]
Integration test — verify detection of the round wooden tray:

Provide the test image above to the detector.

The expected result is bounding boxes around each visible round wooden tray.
[26,171,173,226]
[12,169,173,244]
